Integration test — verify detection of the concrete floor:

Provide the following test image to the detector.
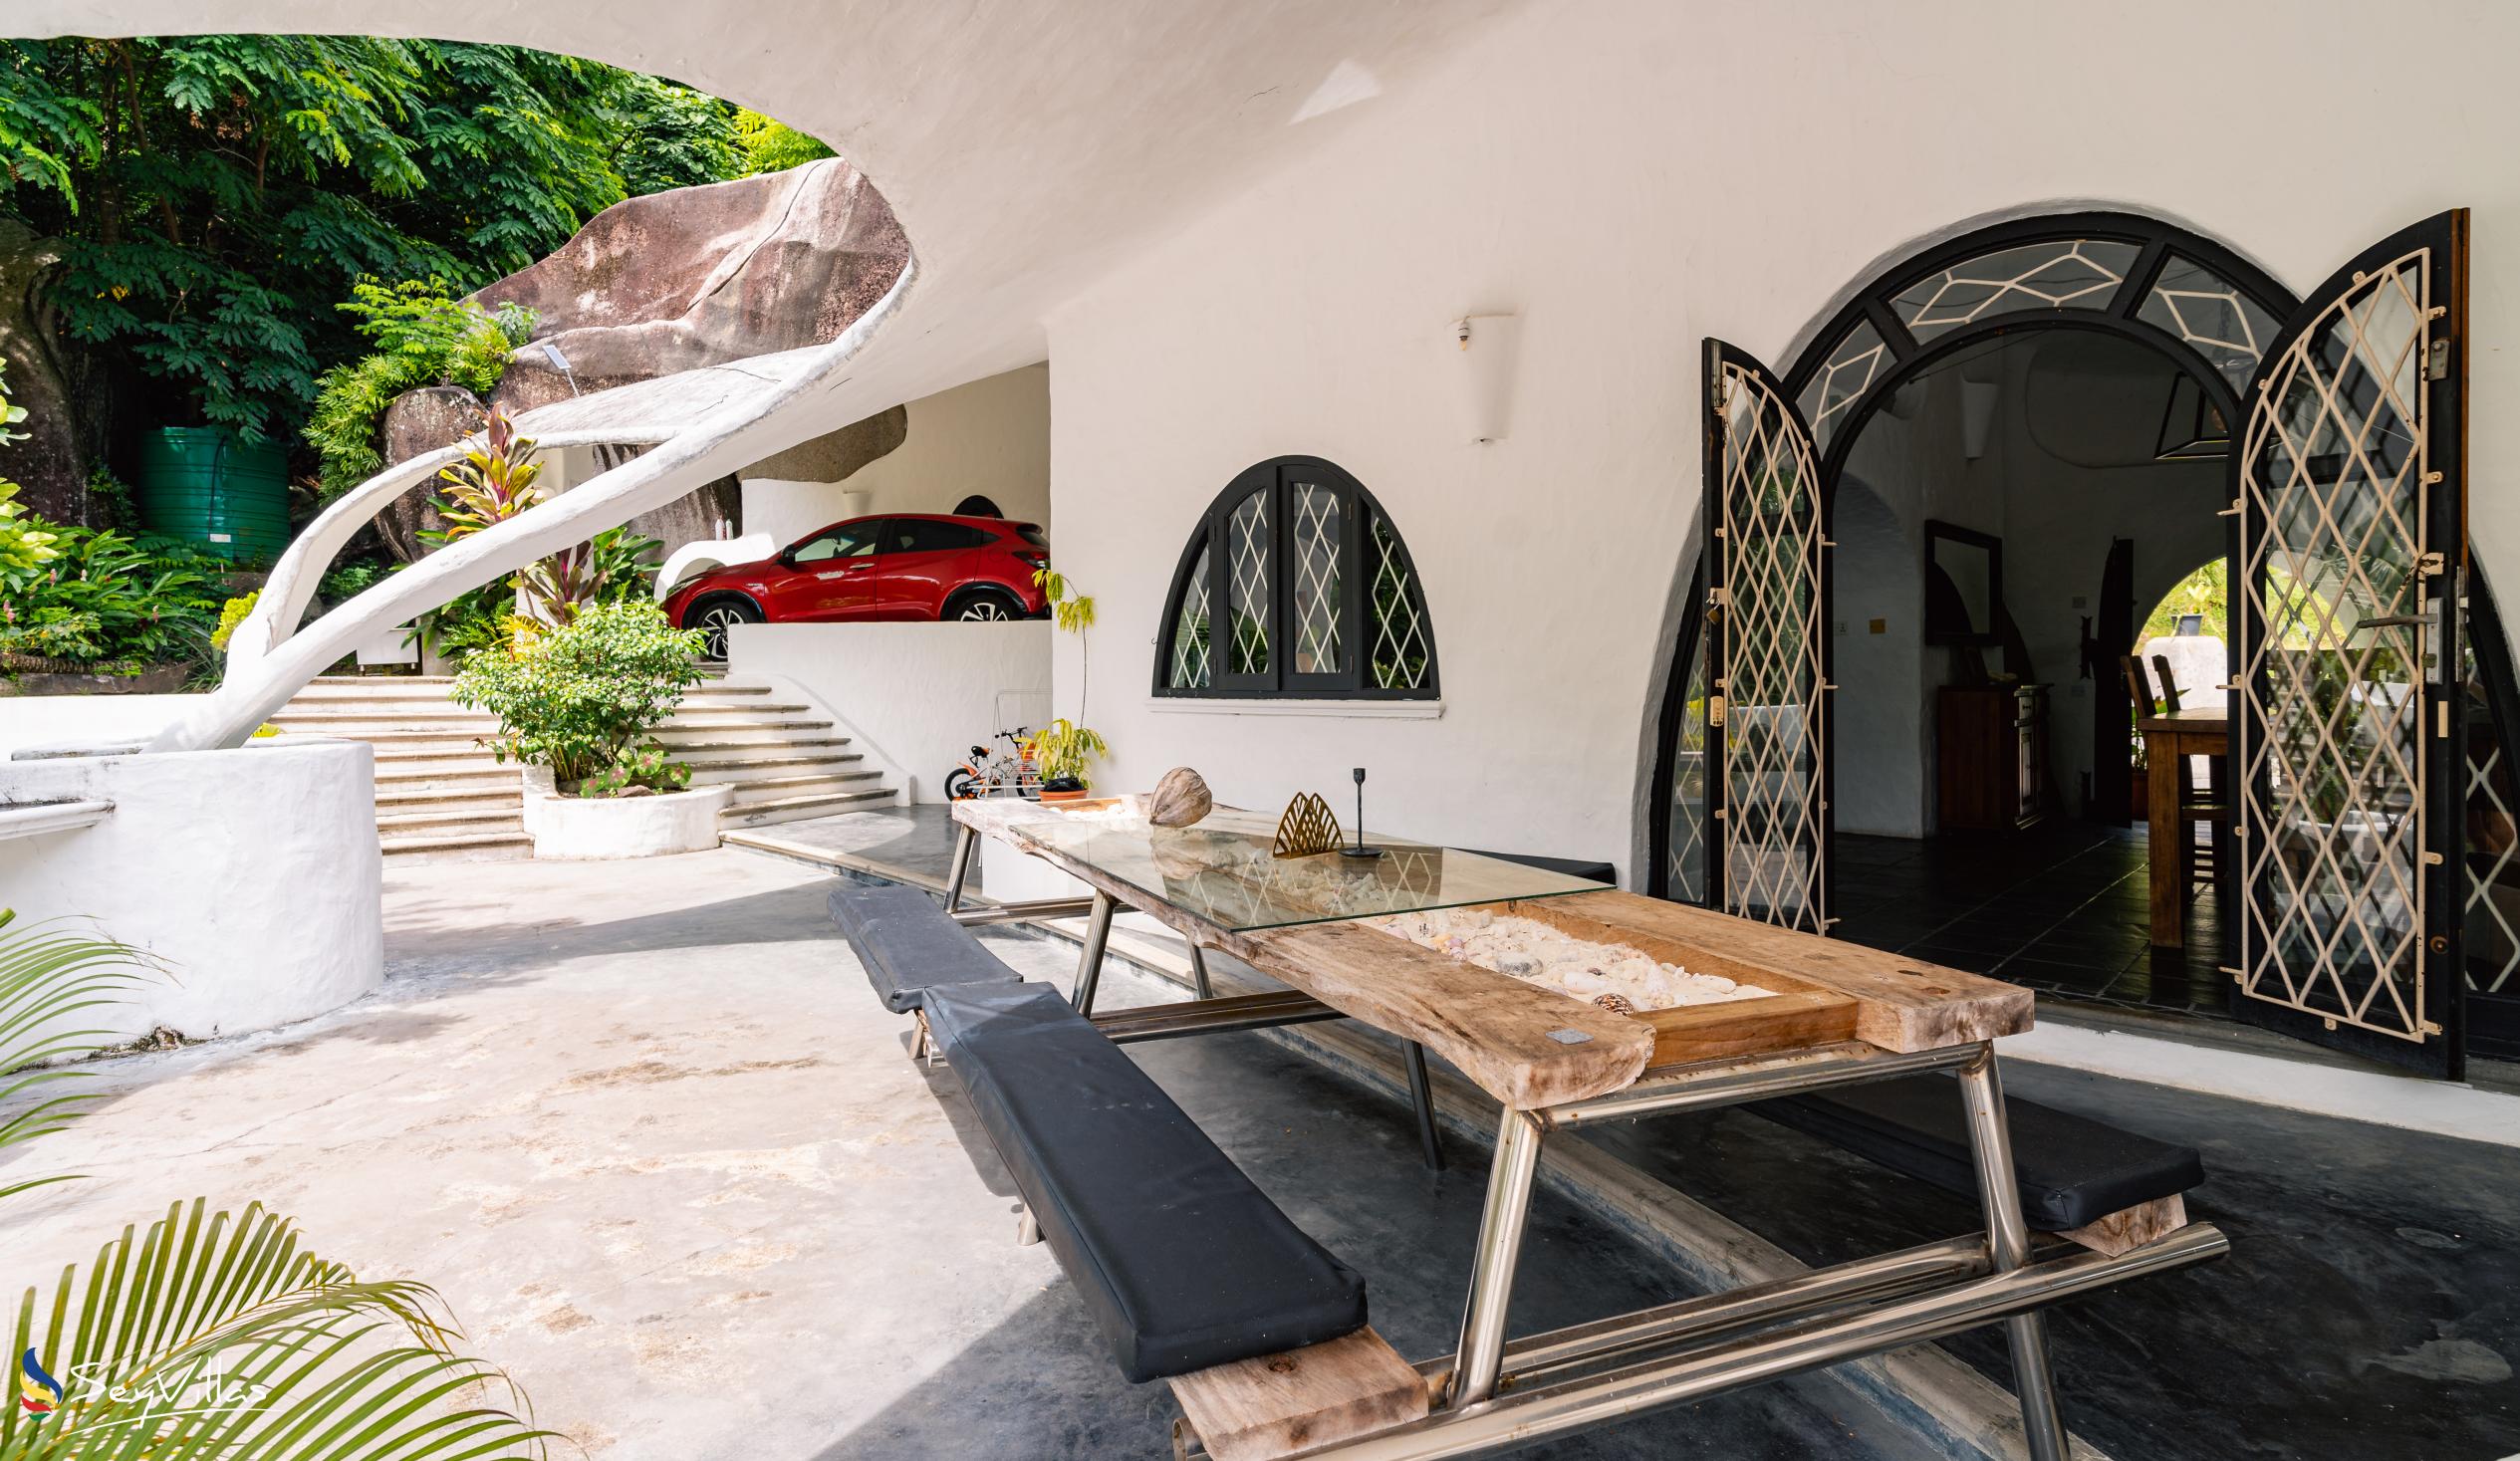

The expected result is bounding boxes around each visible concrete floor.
[0,850,1937,1461]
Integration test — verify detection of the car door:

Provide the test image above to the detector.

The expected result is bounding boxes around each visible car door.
[773,519,884,620]
[874,518,991,618]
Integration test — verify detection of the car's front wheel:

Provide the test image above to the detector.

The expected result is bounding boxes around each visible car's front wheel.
[945,589,1022,622]
[690,597,761,659]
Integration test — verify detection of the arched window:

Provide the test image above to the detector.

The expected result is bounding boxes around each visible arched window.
[1154,457,1437,698]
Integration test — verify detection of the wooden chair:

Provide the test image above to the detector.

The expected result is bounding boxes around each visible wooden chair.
[2129,653,2227,894]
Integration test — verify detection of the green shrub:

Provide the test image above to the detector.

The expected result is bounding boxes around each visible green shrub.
[0,520,225,672]
[318,559,395,603]
[210,590,259,651]
[305,278,537,498]
[736,109,836,173]
[449,600,704,789]
[0,363,61,583]
[580,740,692,798]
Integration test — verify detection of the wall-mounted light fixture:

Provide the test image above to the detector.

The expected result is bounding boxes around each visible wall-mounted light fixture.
[1960,380,1999,460]
[1453,313,1521,444]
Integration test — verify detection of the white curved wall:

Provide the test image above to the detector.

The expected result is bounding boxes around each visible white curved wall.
[1042,0,2520,880]
[739,365,1052,550]
[0,739,383,1041]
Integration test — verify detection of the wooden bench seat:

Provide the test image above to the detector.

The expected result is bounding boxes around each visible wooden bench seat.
[1750,1073,2204,1253]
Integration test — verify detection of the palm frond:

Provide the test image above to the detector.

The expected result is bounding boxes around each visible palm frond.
[1,1200,561,1459]
[0,911,162,1200]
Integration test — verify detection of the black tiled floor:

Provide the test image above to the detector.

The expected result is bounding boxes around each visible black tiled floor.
[1832,822,2231,1017]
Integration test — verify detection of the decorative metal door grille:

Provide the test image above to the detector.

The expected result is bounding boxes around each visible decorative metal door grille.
[2236,247,2441,1043]
[1714,353,1827,932]
[2460,578,2520,1060]
[2464,627,2518,996]
[1665,623,1711,903]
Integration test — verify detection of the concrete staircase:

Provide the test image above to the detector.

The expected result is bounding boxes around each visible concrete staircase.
[271,674,895,862]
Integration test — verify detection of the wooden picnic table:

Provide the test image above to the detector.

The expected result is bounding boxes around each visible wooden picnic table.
[950,798,2033,1108]
[944,795,2213,1461]
[2137,707,2231,947]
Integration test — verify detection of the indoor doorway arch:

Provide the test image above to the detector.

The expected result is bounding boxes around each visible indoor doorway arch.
[1647,210,2298,908]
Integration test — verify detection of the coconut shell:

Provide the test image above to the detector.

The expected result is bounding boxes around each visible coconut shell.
[1148,766,1214,828]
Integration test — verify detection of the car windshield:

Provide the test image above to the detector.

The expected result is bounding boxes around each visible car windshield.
[792,522,881,562]
[1015,524,1049,549]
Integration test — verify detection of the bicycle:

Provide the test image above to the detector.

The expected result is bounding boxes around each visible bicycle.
[945,727,1040,801]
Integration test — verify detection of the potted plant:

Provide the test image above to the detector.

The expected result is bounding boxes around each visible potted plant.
[451,600,729,857]
[1033,568,1109,797]
[1031,718,1108,802]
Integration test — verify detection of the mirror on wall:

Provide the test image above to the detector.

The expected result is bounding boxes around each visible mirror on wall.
[1923,520,2002,645]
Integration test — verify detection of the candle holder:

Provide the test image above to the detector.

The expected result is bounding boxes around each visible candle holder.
[1339,766,1384,859]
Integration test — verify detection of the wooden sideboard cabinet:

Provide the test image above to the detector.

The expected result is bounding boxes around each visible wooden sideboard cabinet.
[1937,684,2047,833]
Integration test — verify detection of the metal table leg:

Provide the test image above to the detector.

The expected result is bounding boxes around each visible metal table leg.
[943,822,977,913]
[1187,942,1216,1001]
[1071,890,1117,1016]
[1448,1107,1544,1408]
[1403,1041,1445,1172]
[1958,1051,2071,1461]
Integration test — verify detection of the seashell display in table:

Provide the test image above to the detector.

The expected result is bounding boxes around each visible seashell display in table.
[1370,908,1776,1013]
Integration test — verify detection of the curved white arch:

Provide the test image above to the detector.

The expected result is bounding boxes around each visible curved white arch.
[149,260,917,752]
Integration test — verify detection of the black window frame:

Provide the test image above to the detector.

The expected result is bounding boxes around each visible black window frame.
[1152,456,1439,700]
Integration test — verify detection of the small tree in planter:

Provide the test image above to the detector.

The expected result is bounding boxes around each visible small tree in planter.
[451,600,705,795]
[1033,569,1108,793]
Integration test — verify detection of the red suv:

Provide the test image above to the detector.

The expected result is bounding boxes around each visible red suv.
[661,514,1050,656]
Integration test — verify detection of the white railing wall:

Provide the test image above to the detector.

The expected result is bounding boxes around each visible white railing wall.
[153,260,916,753]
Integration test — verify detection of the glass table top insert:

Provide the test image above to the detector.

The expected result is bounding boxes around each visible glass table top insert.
[1015,807,1611,932]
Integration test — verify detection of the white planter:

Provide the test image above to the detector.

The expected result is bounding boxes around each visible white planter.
[520,766,731,859]
[355,624,420,668]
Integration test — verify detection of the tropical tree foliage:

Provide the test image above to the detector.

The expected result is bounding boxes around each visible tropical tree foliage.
[0,37,781,452]
[0,362,225,672]
[734,110,835,175]
[304,277,538,496]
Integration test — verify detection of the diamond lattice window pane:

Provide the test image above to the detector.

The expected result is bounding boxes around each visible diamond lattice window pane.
[1796,320,1890,461]
[1718,362,1826,933]
[1368,512,1433,691]
[2140,254,2283,393]
[1168,540,1212,689]
[1290,482,1346,675]
[1891,239,2141,343]
[2239,249,2434,1041]
[1226,490,1271,676]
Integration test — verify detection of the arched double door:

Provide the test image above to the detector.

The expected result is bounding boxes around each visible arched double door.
[1652,209,2493,1077]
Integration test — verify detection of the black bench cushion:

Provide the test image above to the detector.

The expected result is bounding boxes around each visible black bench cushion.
[1754,1073,2203,1232]
[924,982,1368,1382]
[829,882,1020,1013]
[1459,848,1617,886]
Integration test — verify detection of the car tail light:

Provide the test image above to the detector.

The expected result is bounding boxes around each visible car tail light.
[1014,549,1049,566]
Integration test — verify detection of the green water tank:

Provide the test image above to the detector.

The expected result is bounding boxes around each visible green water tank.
[134,427,291,564]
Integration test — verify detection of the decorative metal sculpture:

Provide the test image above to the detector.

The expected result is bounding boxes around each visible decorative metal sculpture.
[1272,792,1343,858]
